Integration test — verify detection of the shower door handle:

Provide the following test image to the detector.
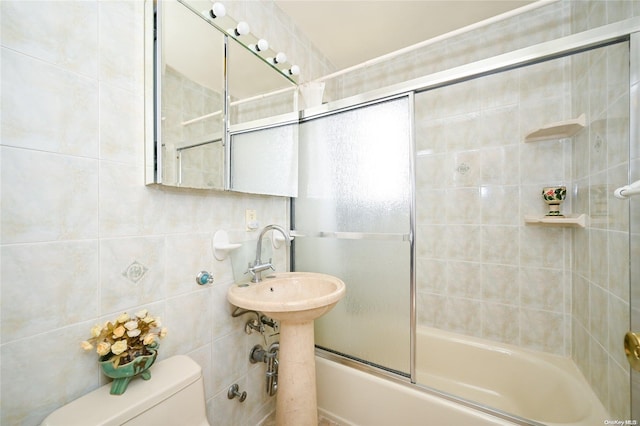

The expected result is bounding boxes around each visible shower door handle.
[624,331,640,371]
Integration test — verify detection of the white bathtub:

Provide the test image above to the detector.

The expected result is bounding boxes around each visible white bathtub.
[316,327,608,426]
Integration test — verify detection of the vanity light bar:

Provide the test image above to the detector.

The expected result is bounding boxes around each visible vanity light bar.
[205,0,300,80]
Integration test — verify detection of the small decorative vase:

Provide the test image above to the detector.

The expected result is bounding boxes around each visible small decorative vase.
[542,186,567,216]
[99,347,158,395]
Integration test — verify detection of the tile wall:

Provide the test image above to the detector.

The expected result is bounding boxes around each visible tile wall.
[2,0,639,424]
[414,56,574,355]
[162,66,224,189]
[0,1,330,425]
[570,3,632,417]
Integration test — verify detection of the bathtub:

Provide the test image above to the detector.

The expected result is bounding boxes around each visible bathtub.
[316,327,608,426]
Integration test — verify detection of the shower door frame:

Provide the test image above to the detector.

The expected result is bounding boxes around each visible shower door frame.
[298,16,640,425]
[630,32,640,421]
[293,92,417,378]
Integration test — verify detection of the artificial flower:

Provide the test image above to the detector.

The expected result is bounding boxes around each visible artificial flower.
[143,334,156,345]
[96,341,111,356]
[124,320,138,331]
[111,340,127,355]
[82,311,167,367]
[90,324,102,338]
[112,325,126,338]
[127,328,141,338]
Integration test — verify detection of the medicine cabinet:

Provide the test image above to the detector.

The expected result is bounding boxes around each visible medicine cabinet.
[145,0,298,196]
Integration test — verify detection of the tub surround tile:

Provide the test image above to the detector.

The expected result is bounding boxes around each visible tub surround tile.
[481,264,519,304]
[519,227,565,269]
[520,267,565,313]
[608,294,630,371]
[445,187,481,224]
[609,359,631,420]
[480,147,520,186]
[480,186,520,225]
[446,261,482,299]
[589,339,610,408]
[480,226,519,265]
[416,258,447,294]
[519,308,565,354]
[481,302,519,345]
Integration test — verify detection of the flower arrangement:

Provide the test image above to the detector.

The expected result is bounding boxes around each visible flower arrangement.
[82,310,167,367]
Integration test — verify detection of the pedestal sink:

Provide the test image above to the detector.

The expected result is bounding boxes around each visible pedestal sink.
[227,272,346,426]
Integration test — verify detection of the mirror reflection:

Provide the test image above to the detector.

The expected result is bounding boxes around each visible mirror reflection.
[227,35,298,126]
[158,0,225,189]
[229,122,298,197]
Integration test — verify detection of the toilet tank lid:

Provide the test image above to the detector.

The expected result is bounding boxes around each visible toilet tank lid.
[41,355,203,426]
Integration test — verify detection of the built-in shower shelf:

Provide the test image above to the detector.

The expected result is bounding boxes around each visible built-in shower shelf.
[524,214,588,228]
[524,114,586,143]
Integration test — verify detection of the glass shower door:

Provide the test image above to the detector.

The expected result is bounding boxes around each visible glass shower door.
[292,95,413,374]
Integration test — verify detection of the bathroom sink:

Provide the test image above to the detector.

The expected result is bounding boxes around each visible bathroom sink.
[227,272,345,322]
[228,272,345,425]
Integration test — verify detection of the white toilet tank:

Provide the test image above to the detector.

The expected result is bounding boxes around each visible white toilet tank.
[42,355,210,426]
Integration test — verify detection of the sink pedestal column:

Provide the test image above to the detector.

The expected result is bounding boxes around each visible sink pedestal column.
[275,319,317,426]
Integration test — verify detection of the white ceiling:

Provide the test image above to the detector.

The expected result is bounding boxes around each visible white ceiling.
[274,0,536,70]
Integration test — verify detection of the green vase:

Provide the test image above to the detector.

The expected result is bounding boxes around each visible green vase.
[99,347,157,395]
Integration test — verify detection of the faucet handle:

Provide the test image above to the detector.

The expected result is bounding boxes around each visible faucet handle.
[245,262,256,278]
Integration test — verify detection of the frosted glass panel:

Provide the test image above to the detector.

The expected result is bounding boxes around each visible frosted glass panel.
[294,96,412,374]
[296,98,411,233]
[229,123,298,197]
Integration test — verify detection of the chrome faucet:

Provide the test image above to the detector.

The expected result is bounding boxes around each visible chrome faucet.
[247,224,291,283]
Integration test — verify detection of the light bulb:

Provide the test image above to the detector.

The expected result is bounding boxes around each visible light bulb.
[209,2,225,18]
[274,52,287,64]
[256,39,269,52]
[234,21,250,36]
[251,39,269,52]
[288,65,300,76]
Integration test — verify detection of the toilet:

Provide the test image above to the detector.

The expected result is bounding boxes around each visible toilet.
[42,355,210,426]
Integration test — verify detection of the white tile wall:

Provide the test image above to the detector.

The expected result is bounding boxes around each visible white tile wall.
[0,1,326,425]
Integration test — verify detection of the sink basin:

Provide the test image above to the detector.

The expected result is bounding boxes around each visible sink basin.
[227,272,346,322]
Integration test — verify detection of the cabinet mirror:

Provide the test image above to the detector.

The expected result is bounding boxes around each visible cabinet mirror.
[146,0,299,195]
